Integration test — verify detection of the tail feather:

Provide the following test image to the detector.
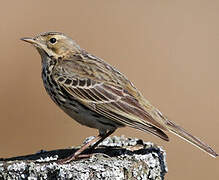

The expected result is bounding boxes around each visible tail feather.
[166,120,218,158]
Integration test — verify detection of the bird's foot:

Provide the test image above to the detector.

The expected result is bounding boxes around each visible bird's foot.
[56,154,92,164]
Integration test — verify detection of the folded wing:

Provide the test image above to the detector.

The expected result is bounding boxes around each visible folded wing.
[54,74,169,141]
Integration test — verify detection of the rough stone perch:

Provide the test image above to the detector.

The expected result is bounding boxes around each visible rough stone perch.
[0,136,167,180]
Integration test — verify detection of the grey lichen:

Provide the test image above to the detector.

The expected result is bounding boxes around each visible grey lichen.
[0,136,167,180]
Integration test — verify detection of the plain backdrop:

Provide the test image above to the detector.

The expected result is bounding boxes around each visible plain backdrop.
[0,1,219,179]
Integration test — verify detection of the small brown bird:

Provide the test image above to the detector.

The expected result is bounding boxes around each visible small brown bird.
[21,32,218,162]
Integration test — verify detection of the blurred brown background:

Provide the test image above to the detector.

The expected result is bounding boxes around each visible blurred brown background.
[0,0,219,179]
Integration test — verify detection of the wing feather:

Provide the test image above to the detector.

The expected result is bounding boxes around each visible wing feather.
[54,75,169,141]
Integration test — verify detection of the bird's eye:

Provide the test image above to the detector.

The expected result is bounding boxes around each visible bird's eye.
[49,38,57,44]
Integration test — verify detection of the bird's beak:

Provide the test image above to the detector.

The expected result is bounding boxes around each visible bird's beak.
[20,37,45,50]
[20,37,38,44]
[21,36,51,55]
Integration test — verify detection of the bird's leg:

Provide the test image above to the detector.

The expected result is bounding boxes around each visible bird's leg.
[89,130,115,150]
[57,130,115,164]
[57,136,101,164]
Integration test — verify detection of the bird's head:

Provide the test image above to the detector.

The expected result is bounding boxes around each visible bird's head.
[21,32,81,59]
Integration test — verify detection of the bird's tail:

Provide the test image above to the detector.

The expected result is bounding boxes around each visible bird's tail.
[165,119,218,158]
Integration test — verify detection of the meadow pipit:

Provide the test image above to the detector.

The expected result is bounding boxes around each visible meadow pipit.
[21,32,218,162]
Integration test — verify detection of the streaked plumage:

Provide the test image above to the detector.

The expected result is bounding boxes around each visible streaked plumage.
[21,32,218,161]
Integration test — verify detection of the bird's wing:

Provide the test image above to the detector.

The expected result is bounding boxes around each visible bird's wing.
[54,74,169,141]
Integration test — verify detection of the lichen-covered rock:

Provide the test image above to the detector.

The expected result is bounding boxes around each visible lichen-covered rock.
[0,136,167,180]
